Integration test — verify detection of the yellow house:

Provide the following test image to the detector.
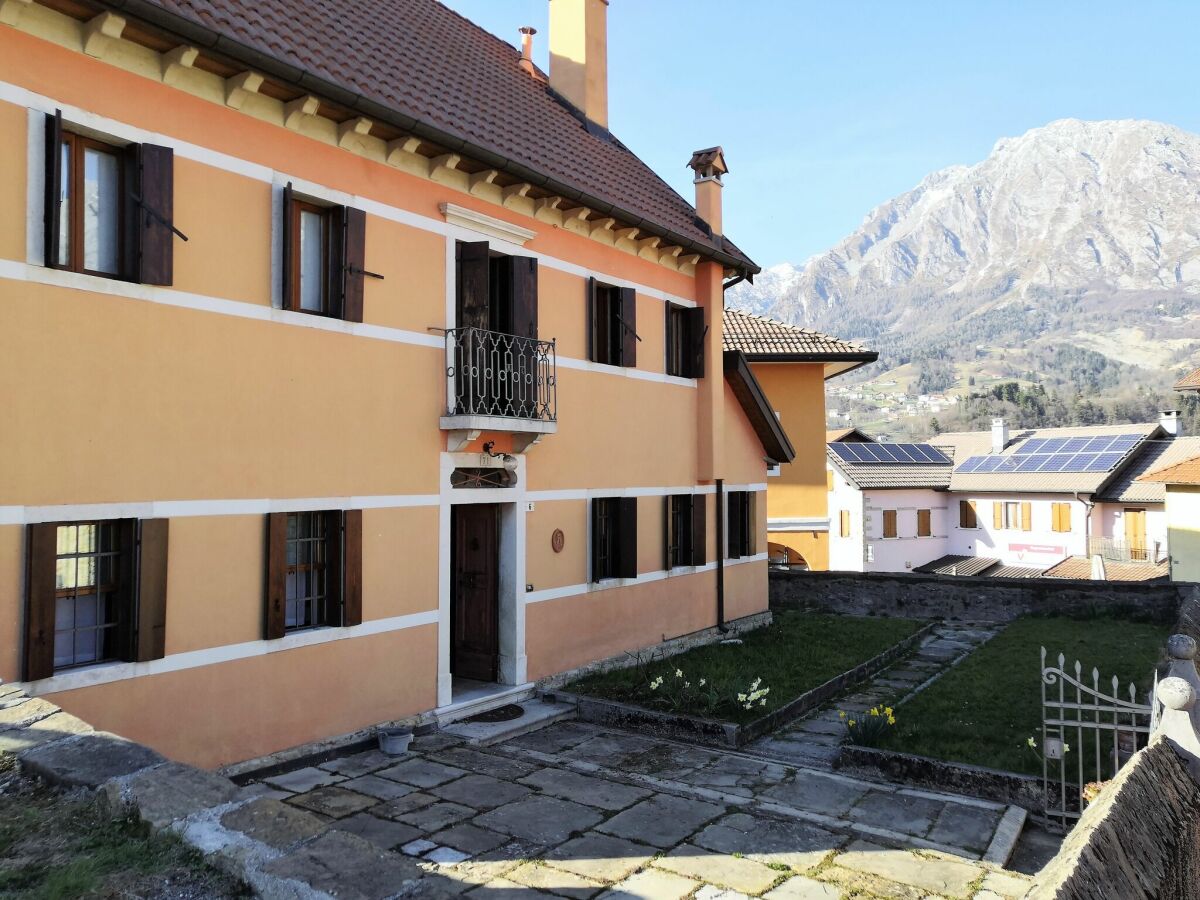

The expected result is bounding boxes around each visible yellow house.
[723,310,876,570]
[0,0,827,767]
[1140,456,1200,583]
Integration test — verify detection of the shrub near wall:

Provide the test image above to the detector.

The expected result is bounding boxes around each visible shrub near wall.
[770,569,1192,624]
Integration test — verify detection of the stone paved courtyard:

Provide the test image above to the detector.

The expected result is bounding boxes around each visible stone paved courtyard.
[230,719,1033,898]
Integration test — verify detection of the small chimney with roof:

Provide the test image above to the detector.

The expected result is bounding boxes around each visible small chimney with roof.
[991,417,1009,454]
[688,146,728,237]
[549,0,609,127]
[518,26,537,75]
[1161,410,1182,437]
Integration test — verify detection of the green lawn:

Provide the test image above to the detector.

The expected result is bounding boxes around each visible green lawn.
[0,755,246,899]
[881,616,1168,775]
[568,611,926,724]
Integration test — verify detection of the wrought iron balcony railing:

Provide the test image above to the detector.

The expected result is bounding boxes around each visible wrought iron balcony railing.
[445,326,556,424]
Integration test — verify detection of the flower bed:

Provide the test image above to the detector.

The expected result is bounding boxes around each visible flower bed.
[560,612,932,747]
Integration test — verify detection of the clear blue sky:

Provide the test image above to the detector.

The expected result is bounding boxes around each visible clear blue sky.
[442,1,1199,267]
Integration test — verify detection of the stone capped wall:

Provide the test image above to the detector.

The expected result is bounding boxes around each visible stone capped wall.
[1029,738,1200,900]
[769,569,1191,624]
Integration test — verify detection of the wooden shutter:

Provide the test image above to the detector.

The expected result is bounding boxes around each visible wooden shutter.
[43,110,63,268]
[135,518,169,662]
[840,510,850,538]
[661,496,672,571]
[280,182,295,308]
[111,519,139,663]
[617,497,638,579]
[618,286,637,367]
[683,306,706,378]
[917,509,931,537]
[727,491,744,559]
[456,241,491,330]
[134,144,175,285]
[827,470,834,492]
[586,277,598,362]
[337,206,367,323]
[745,493,756,554]
[967,500,978,529]
[1020,502,1032,532]
[342,509,363,627]
[883,510,897,539]
[23,523,58,681]
[691,494,707,566]
[590,499,603,582]
[510,256,538,339]
[264,513,287,640]
[993,502,1003,530]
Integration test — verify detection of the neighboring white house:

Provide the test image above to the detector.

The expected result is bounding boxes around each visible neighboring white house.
[827,414,1197,580]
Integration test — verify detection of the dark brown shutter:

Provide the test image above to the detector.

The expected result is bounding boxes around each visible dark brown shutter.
[43,110,63,268]
[745,493,756,554]
[456,241,491,330]
[264,513,287,640]
[586,277,598,361]
[727,492,744,559]
[617,497,638,579]
[23,523,58,681]
[280,183,295,309]
[136,518,169,662]
[342,509,363,627]
[113,519,139,662]
[684,307,706,378]
[339,206,366,323]
[662,496,671,571]
[510,255,538,339]
[619,286,637,367]
[691,493,707,566]
[590,499,603,582]
[135,144,175,285]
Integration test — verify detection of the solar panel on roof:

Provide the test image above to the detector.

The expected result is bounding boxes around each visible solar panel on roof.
[1061,438,1090,453]
[1083,437,1113,452]
[1018,439,1047,454]
[1093,452,1125,471]
[830,442,951,465]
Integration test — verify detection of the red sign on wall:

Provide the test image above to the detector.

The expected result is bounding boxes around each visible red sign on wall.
[1008,543,1066,556]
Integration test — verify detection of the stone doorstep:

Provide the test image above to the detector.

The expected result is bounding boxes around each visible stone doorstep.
[441,698,575,747]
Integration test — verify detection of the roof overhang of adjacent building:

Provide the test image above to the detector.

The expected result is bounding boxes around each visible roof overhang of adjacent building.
[723,350,796,465]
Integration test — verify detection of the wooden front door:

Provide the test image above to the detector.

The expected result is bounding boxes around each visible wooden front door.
[1124,508,1147,561]
[451,504,500,682]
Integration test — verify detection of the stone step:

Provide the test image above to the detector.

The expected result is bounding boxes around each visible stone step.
[440,699,574,747]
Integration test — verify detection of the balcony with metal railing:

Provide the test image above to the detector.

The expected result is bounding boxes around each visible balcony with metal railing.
[1087,536,1159,565]
[440,326,557,449]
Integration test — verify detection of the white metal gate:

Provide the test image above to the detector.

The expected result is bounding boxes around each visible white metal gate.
[1040,647,1154,830]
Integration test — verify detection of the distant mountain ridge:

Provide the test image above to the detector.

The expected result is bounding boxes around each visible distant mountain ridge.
[730,118,1200,411]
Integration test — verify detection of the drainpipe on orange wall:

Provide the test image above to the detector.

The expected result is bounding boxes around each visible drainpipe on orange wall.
[716,479,726,631]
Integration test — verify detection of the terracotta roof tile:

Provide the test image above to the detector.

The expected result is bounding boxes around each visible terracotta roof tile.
[1138,454,1200,486]
[135,0,754,270]
[723,309,876,361]
[1043,556,1169,582]
[1174,366,1200,391]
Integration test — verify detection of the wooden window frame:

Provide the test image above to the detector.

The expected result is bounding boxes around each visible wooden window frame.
[51,132,125,279]
[265,510,361,639]
[839,510,850,538]
[727,491,755,559]
[287,199,334,316]
[664,302,705,378]
[959,500,978,529]
[591,497,637,582]
[917,508,932,538]
[588,279,637,368]
[881,509,898,539]
[665,494,694,570]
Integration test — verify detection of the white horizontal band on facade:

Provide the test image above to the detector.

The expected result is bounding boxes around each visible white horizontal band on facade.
[21,608,440,697]
[525,552,769,605]
[0,486,767,525]
[0,260,697,389]
[768,517,831,533]
[2,79,697,311]
[0,494,441,526]
[525,484,768,502]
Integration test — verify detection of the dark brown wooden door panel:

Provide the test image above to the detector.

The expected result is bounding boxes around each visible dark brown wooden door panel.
[451,504,500,682]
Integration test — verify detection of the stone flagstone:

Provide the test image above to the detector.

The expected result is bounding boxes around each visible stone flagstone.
[506,860,606,898]
[476,794,605,845]
[545,832,657,882]
[596,793,725,848]
[261,829,424,897]
[653,844,781,895]
[831,840,981,898]
[601,868,700,899]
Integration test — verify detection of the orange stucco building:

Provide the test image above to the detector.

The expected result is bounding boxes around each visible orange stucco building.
[0,0,833,767]
[723,311,877,571]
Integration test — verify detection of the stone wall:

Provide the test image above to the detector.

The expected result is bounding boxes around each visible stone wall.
[1029,738,1200,900]
[770,569,1191,624]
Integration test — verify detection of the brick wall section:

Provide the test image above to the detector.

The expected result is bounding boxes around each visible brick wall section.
[769,570,1194,624]
[1029,739,1200,900]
